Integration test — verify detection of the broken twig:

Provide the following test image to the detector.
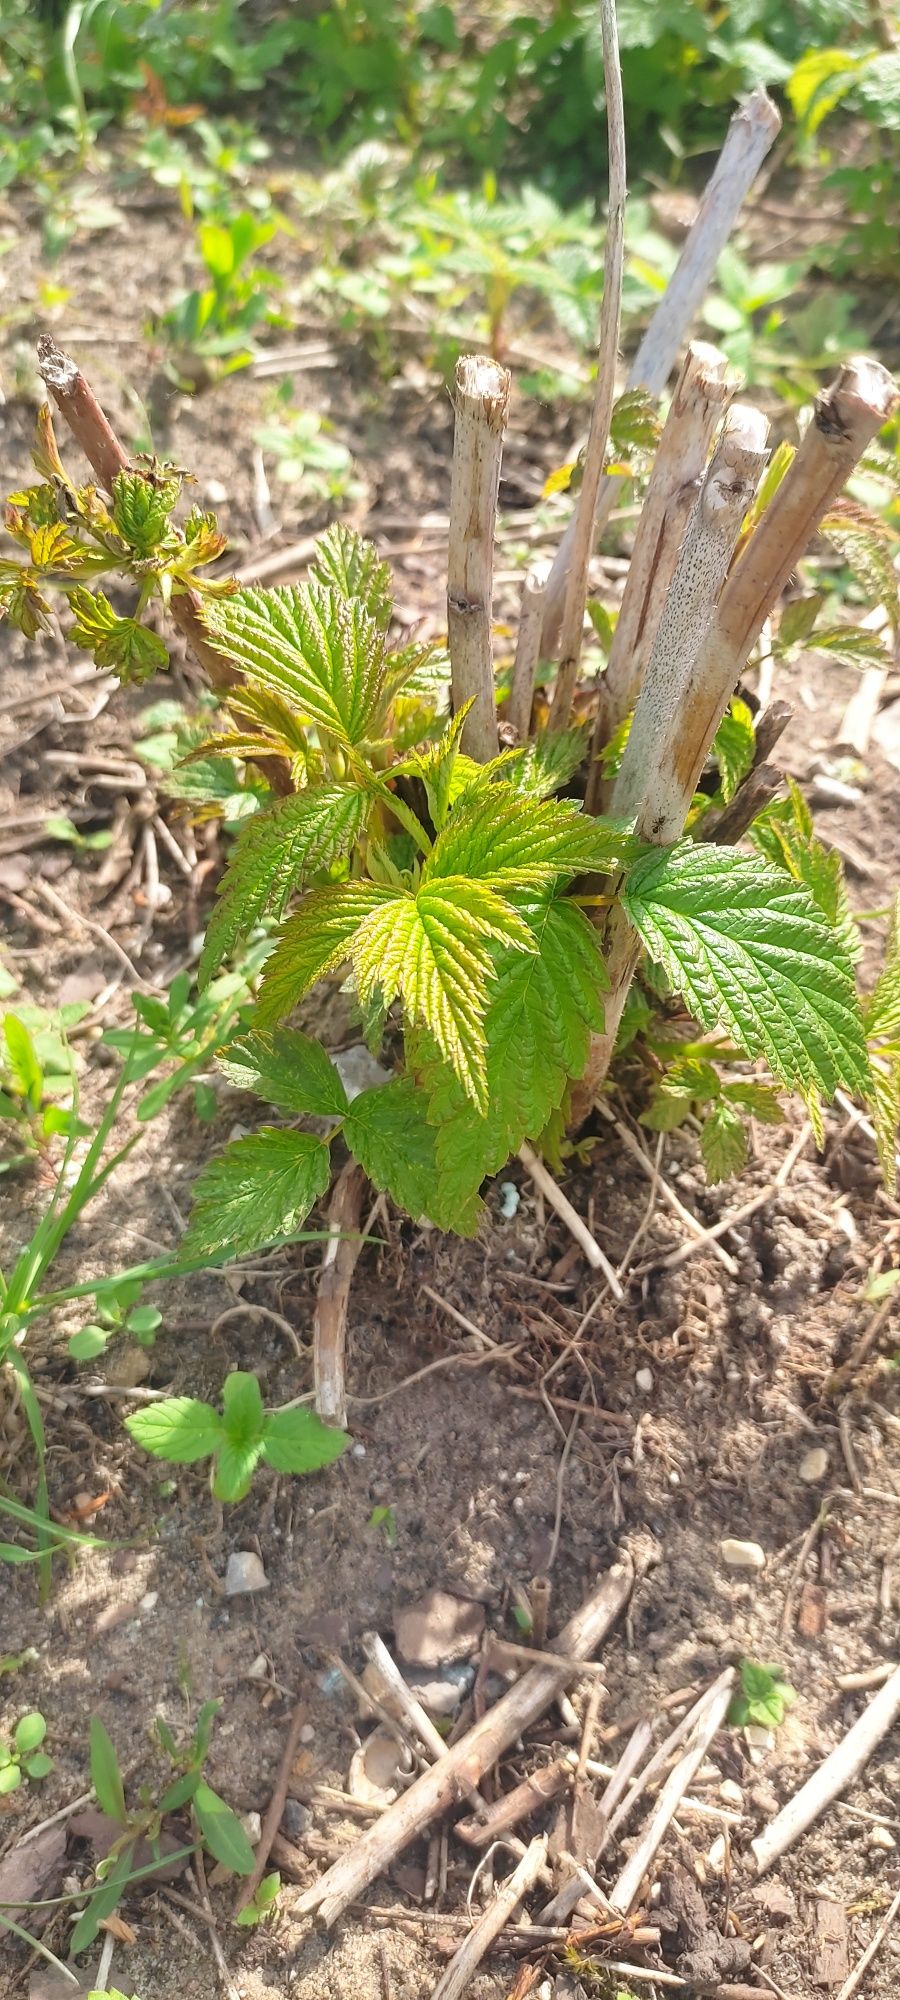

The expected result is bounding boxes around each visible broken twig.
[430,1835,549,2000]
[752,1662,900,1875]
[294,1559,633,1925]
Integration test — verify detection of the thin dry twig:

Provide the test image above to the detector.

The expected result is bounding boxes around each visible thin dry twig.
[234,1700,308,1918]
[194,1851,240,2000]
[518,1143,624,1299]
[362,1631,450,1763]
[642,1122,812,1275]
[430,1836,549,2000]
[752,1662,900,1874]
[294,1559,633,1925]
[313,1160,366,1427]
[541,87,781,656]
[835,1883,900,2000]
[594,1101,739,1276]
[610,1669,736,1913]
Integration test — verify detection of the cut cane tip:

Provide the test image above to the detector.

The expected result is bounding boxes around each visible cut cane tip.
[36,334,79,391]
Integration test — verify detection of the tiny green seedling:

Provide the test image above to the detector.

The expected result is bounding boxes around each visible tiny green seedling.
[73,1705,255,1954]
[0,1711,53,1791]
[69,1278,163,1362]
[368,1503,397,1547]
[728,1658,797,1731]
[1,1007,87,1168]
[44,813,113,851]
[124,1370,349,1501]
[235,1869,281,1925]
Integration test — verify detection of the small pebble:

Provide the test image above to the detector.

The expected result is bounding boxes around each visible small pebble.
[868,1825,896,1852]
[720,1537,766,1571]
[707,1833,728,1876]
[635,1367,654,1395]
[139,1590,159,1613]
[204,478,228,505]
[799,1447,829,1484]
[240,1811,262,1846]
[744,1723,775,1754]
[299,1722,315,1745]
[281,1799,309,1841]
[351,1443,366,1459]
[224,1550,269,1596]
[719,1779,744,1808]
[499,1181,520,1219]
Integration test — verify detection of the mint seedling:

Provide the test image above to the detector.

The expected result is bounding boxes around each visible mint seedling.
[125,1370,348,1501]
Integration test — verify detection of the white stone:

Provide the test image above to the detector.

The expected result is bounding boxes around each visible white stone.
[299,1722,315,1744]
[224,1550,269,1596]
[719,1779,744,1809]
[332,1044,391,1101]
[707,1833,728,1875]
[799,1447,829,1484]
[635,1367,654,1394]
[720,1538,766,1571]
[868,1825,896,1852]
[139,1590,159,1612]
[240,1811,262,1845]
[247,1653,269,1680]
[744,1723,775,1753]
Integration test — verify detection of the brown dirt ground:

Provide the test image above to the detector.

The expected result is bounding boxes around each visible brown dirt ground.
[2,155,900,2000]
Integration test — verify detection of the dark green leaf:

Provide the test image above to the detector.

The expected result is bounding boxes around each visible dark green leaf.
[622,843,870,1107]
[178,1128,331,1262]
[193,1781,256,1874]
[219,1028,349,1117]
[89,1716,127,1824]
[343,1077,437,1217]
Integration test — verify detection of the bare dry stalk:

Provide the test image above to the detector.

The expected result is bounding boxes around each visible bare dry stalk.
[587,341,730,793]
[835,1882,900,2000]
[293,1558,633,1926]
[507,560,550,739]
[547,0,626,733]
[541,87,781,656]
[537,1719,651,1927]
[447,354,510,760]
[613,403,770,828]
[312,1161,366,1428]
[610,1668,735,1913]
[430,1835,549,2000]
[751,1662,900,1876]
[576,364,892,1112]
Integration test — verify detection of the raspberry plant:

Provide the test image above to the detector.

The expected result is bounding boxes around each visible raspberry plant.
[4,365,896,1256]
[3,51,899,1430]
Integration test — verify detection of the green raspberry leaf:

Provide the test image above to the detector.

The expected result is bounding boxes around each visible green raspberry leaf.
[178,1127,331,1262]
[220,1371,265,1449]
[13,1712,46,1756]
[700,1100,748,1184]
[67,587,168,683]
[198,785,368,987]
[219,1028,349,1118]
[343,1076,437,1217]
[111,470,180,553]
[621,843,870,1107]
